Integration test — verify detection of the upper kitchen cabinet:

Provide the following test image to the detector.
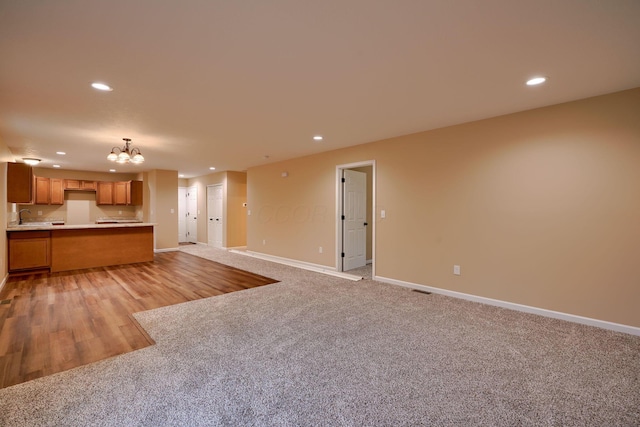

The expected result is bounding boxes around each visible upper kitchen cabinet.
[64,179,96,191]
[35,177,64,205]
[96,181,114,205]
[115,180,143,205]
[7,162,34,203]
[98,181,143,206]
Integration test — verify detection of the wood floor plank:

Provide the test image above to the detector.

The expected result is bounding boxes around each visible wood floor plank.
[0,251,277,389]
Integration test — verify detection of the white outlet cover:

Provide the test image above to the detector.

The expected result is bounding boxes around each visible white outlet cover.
[453,265,461,275]
[381,209,386,218]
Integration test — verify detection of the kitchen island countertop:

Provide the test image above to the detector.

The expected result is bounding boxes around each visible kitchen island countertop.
[7,222,156,232]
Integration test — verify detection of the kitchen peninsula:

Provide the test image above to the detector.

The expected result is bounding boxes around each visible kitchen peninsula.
[7,222,154,273]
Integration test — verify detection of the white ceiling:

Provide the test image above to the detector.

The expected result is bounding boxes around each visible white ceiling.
[1,0,639,178]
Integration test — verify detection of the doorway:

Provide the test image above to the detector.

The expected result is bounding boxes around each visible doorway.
[337,161,375,275]
[207,184,223,248]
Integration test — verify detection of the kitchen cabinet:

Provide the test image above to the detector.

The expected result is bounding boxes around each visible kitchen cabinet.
[114,180,143,205]
[34,177,64,205]
[50,178,64,204]
[8,231,51,272]
[96,181,114,205]
[64,179,97,191]
[7,162,34,204]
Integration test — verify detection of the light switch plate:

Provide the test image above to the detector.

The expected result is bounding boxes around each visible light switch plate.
[453,265,461,275]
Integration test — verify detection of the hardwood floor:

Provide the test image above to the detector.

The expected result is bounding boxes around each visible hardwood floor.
[0,251,278,389]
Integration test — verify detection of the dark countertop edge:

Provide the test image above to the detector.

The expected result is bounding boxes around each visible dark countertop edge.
[7,223,157,232]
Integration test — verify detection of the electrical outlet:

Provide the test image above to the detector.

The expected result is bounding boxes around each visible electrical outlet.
[37,210,42,216]
[118,210,122,215]
[262,239,266,245]
[381,209,386,219]
[453,265,461,275]
[319,246,323,253]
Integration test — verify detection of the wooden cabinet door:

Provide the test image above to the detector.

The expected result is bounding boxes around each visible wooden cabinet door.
[64,179,81,190]
[81,180,96,190]
[96,181,114,205]
[8,231,51,271]
[114,181,130,205]
[50,178,64,205]
[35,177,50,204]
[7,163,34,203]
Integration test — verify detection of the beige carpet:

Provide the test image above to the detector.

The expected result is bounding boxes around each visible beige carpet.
[0,245,638,426]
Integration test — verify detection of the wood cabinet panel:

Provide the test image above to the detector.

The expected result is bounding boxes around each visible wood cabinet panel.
[50,178,64,204]
[64,179,97,191]
[80,180,96,190]
[8,231,51,272]
[7,163,33,204]
[130,180,143,205]
[35,177,50,204]
[50,226,154,272]
[102,180,143,205]
[114,181,129,205]
[34,177,65,205]
[96,181,114,205]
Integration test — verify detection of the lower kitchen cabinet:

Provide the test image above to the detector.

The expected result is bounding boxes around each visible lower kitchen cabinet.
[8,231,51,272]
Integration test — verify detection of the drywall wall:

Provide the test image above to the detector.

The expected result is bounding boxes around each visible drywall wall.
[145,169,179,250]
[226,171,247,248]
[247,87,640,328]
[1,140,16,281]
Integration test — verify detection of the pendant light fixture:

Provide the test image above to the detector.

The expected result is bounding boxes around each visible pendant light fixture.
[107,138,145,164]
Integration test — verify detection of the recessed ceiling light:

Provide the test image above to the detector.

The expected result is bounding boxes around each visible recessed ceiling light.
[109,169,116,172]
[56,151,66,155]
[526,77,547,86]
[178,174,184,178]
[313,135,323,141]
[91,82,113,91]
[53,164,61,168]
[209,167,216,171]
[23,158,41,166]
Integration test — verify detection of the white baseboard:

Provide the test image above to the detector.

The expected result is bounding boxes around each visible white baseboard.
[154,247,180,253]
[231,250,362,281]
[375,275,640,337]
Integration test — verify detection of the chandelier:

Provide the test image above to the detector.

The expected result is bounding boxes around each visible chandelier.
[107,138,144,164]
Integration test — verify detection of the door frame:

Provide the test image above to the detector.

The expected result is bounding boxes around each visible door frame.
[336,160,376,275]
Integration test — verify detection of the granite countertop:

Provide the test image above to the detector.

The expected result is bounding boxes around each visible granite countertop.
[7,223,156,232]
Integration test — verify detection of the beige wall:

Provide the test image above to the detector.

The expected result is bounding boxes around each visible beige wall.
[226,171,247,248]
[1,139,16,281]
[187,171,247,248]
[146,169,179,250]
[247,88,640,328]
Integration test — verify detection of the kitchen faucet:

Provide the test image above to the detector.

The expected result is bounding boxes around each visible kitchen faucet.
[18,208,31,225]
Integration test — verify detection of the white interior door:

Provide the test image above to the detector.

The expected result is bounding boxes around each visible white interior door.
[186,186,198,243]
[343,169,367,271]
[207,184,223,248]
[178,187,187,242]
